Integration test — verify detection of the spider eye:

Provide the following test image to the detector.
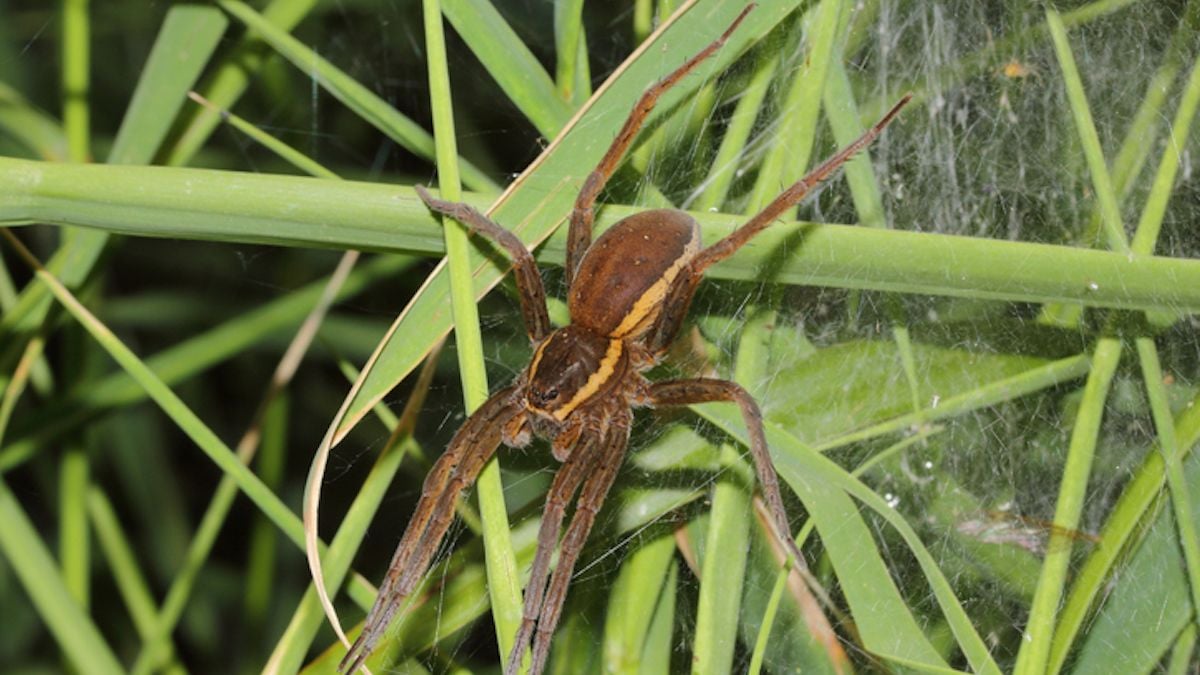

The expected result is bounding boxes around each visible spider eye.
[531,386,559,406]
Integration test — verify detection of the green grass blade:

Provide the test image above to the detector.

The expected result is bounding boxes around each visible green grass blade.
[109,6,228,166]
[1080,0,1199,253]
[1049,399,1200,672]
[0,476,123,675]
[164,0,319,166]
[245,393,289,633]
[87,488,168,643]
[1138,338,1200,611]
[6,158,1200,313]
[423,0,524,664]
[58,6,94,615]
[1013,336,1121,675]
[812,354,1090,452]
[186,92,338,179]
[215,0,499,194]
[441,0,570,138]
[1168,624,1198,675]
[602,532,677,673]
[58,448,90,609]
[1044,10,1128,253]
[746,0,842,212]
[61,0,89,161]
[1131,43,1200,255]
[554,0,587,104]
[690,54,778,212]
[1065,461,1196,672]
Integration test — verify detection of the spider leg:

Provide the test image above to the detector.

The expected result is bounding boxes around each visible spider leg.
[503,430,604,675]
[643,379,812,591]
[565,5,753,285]
[340,386,522,674]
[416,185,552,342]
[523,412,632,675]
[691,94,912,275]
[644,94,912,355]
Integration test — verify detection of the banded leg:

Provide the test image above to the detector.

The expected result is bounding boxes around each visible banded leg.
[416,185,552,342]
[644,379,808,582]
[503,434,604,675]
[646,94,913,355]
[522,414,632,675]
[565,5,753,284]
[340,387,522,674]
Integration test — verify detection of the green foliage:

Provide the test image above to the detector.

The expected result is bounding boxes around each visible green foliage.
[1,1,1199,673]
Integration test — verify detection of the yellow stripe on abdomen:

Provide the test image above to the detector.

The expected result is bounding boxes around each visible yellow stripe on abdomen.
[610,250,691,338]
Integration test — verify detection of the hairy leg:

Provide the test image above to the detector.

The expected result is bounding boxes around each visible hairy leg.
[643,379,830,605]
[340,386,522,674]
[504,432,603,675]
[564,6,753,284]
[523,412,631,675]
[416,186,552,342]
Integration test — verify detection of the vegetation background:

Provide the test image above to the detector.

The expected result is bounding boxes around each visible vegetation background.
[1,0,1199,673]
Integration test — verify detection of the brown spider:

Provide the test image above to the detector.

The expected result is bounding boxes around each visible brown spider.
[340,7,910,674]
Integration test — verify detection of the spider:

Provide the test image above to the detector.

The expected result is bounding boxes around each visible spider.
[340,7,910,674]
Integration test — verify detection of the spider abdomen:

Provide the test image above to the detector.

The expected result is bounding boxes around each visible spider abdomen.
[568,209,700,340]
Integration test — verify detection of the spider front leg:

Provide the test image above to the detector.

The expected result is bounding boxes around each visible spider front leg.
[341,386,523,675]
[564,5,753,283]
[416,185,552,342]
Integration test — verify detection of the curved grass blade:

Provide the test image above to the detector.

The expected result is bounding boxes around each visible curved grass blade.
[1050,395,1200,672]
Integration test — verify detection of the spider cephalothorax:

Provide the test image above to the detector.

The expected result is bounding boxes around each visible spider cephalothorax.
[340,6,909,674]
